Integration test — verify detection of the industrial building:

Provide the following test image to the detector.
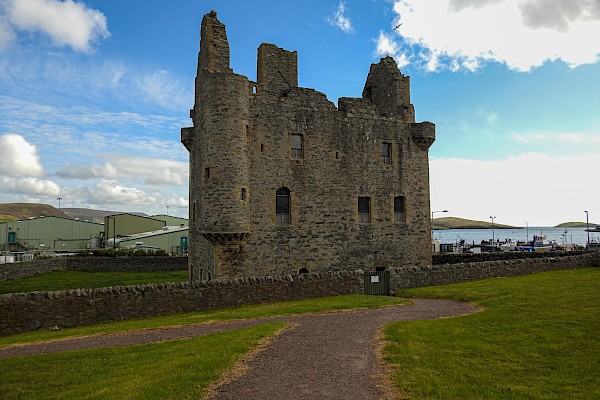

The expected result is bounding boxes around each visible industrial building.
[0,216,104,252]
[1,213,189,257]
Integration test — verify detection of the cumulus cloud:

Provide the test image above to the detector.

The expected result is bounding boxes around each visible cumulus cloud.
[0,133,45,177]
[104,155,188,186]
[2,0,109,52]
[430,152,599,226]
[0,176,60,196]
[0,15,14,50]
[384,0,600,72]
[56,162,118,179]
[86,180,157,205]
[327,1,353,33]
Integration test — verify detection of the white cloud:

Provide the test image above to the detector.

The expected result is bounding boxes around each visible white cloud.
[328,1,353,33]
[93,180,157,205]
[3,0,109,52]
[0,15,14,50]
[387,0,600,72]
[0,133,45,177]
[430,152,600,226]
[0,176,60,196]
[104,155,188,186]
[56,162,118,179]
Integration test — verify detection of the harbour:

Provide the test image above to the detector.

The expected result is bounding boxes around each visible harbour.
[432,226,598,250]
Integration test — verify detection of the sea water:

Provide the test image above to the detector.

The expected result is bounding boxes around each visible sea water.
[432,227,598,247]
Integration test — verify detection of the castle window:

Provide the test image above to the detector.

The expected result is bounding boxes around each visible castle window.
[276,187,291,225]
[394,196,406,222]
[240,188,247,201]
[204,167,210,180]
[291,134,303,159]
[382,142,392,165]
[358,197,371,223]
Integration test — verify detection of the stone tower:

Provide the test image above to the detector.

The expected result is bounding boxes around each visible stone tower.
[183,11,435,281]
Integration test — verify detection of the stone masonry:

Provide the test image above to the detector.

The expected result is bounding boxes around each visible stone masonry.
[182,11,436,280]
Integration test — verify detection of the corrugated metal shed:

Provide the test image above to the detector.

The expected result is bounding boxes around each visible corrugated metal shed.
[0,217,104,251]
[103,213,165,240]
[151,214,189,227]
[116,226,189,255]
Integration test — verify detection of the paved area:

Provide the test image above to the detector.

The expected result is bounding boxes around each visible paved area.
[0,298,478,399]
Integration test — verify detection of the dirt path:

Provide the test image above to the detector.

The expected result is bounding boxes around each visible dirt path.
[0,298,478,399]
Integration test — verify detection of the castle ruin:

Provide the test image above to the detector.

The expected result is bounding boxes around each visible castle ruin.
[182,11,435,280]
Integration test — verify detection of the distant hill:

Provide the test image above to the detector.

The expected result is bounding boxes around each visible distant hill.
[555,221,599,228]
[433,217,517,230]
[0,203,70,222]
[0,203,147,224]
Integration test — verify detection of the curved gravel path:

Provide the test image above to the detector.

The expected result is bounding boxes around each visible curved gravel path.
[0,298,478,399]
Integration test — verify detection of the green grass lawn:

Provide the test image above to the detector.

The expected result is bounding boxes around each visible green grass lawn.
[0,294,409,348]
[385,268,600,400]
[0,322,286,400]
[0,270,189,294]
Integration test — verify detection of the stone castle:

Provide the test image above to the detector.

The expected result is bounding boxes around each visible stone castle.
[182,11,435,280]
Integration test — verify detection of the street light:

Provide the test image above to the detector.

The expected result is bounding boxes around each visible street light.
[524,221,529,242]
[166,205,170,216]
[585,211,590,248]
[490,216,496,247]
[57,197,62,217]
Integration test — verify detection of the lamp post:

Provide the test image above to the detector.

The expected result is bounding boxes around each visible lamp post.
[431,210,449,238]
[166,205,170,216]
[57,197,62,217]
[585,211,590,248]
[490,216,496,248]
[524,221,529,242]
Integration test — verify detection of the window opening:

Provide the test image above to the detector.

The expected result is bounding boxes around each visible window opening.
[394,196,406,222]
[204,167,210,180]
[240,188,247,201]
[260,143,264,153]
[358,197,371,223]
[382,142,392,165]
[298,267,309,274]
[335,151,339,160]
[276,187,291,225]
[291,134,303,159]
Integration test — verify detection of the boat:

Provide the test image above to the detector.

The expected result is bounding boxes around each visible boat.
[516,235,556,252]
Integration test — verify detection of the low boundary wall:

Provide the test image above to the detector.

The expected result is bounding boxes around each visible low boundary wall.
[0,253,597,337]
[0,256,188,281]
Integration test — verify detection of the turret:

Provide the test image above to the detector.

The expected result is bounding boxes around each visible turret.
[182,11,251,279]
[362,56,415,122]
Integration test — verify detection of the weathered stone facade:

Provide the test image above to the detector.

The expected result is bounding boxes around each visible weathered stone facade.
[182,11,436,280]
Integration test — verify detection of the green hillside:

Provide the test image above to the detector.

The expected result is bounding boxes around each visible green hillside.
[555,221,599,228]
[0,203,68,223]
[433,217,517,230]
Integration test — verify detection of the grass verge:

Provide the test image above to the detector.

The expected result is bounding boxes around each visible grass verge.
[0,270,189,294]
[0,294,408,348]
[385,268,600,399]
[0,321,286,400]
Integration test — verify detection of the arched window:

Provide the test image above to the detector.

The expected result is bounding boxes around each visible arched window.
[276,187,291,225]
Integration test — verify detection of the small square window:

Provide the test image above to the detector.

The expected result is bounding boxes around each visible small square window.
[358,197,371,223]
[291,134,303,159]
[382,143,392,165]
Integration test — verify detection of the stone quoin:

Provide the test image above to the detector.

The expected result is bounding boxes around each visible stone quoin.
[182,10,436,280]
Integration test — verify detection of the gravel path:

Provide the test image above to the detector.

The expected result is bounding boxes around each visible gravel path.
[0,298,478,399]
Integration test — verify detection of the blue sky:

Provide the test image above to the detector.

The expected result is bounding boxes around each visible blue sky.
[0,0,599,226]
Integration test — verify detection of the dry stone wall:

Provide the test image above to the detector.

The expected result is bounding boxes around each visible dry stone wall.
[0,256,187,281]
[0,253,597,337]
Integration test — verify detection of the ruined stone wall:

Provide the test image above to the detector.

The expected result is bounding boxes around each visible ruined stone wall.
[184,12,435,280]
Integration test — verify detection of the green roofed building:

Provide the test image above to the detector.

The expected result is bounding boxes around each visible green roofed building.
[0,216,104,252]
